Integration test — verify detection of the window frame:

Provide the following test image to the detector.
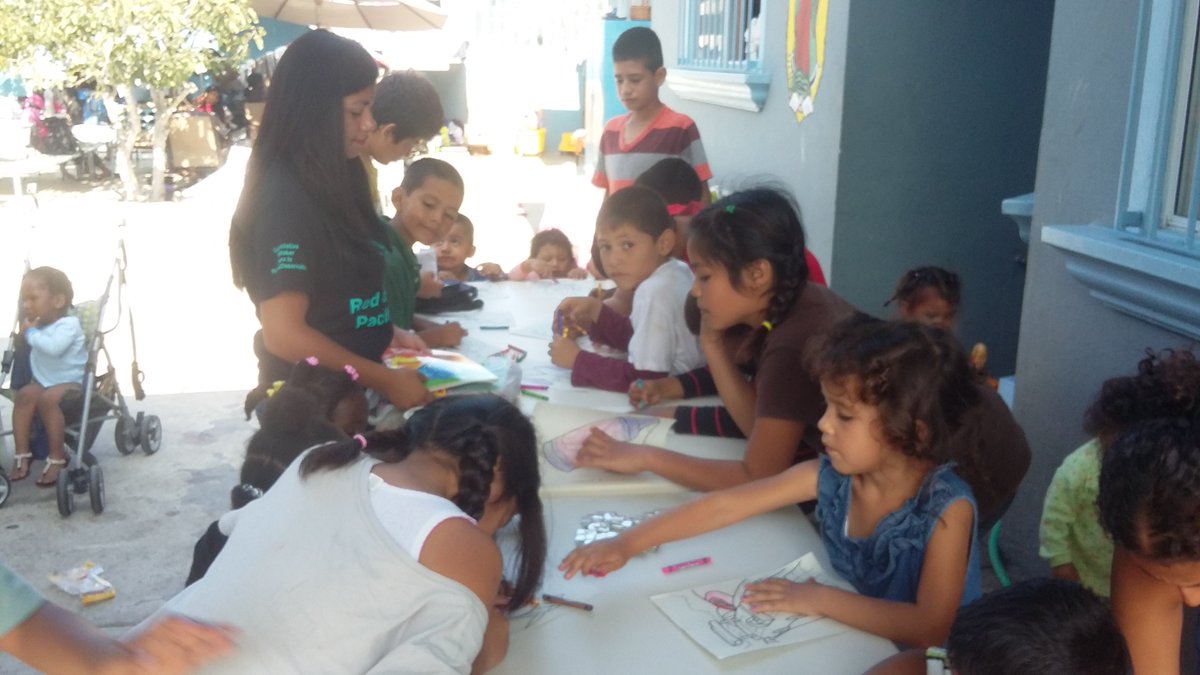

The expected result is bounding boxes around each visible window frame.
[667,0,771,112]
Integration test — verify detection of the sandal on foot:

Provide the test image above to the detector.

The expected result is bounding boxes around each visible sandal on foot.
[9,453,32,481]
[36,458,67,488]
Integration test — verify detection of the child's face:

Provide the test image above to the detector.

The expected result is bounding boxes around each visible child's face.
[816,378,892,476]
[900,288,957,331]
[1127,549,1200,607]
[595,222,671,292]
[613,60,665,113]
[20,279,65,325]
[687,251,764,330]
[393,176,463,246]
[533,243,575,278]
[435,222,476,273]
[368,123,420,165]
[342,86,376,159]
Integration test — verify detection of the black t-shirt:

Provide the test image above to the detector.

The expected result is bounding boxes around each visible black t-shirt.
[240,161,392,386]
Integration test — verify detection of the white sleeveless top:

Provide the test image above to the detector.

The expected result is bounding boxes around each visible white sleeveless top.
[367,466,477,559]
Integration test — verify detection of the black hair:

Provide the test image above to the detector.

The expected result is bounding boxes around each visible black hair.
[946,578,1129,675]
[529,228,577,265]
[813,315,954,462]
[229,30,380,291]
[1084,348,1200,441]
[635,157,704,205]
[595,185,673,239]
[1099,418,1200,562]
[300,394,546,610]
[399,156,464,194]
[234,359,353,508]
[887,266,962,310]
[452,212,475,243]
[688,187,810,351]
[24,266,74,308]
[372,70,443,143]
[612,26,663,71]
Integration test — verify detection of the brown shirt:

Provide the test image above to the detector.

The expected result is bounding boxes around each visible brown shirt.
[949,384,1032,527]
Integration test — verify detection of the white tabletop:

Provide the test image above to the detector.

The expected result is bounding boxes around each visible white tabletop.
[423,280,897,673]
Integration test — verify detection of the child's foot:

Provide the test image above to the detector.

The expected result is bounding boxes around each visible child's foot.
[36,457,67,487]
[9,453,32,481]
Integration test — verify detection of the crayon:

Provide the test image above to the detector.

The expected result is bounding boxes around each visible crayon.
[635,379,647,410]
[521,389,550,401]
[661,556,712,575]
[542,594,593,611]
[480,325,510,330]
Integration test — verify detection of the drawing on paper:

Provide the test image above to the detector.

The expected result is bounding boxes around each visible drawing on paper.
[543,415,659,471]
[651,554,853,660]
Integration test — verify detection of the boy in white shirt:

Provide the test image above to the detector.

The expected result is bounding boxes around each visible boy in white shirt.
[551,186,704,391]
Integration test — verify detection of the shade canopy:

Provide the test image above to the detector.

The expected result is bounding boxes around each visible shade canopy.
[251,0,447,31]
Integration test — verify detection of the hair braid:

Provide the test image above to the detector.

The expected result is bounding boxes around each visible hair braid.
[447,423,499,520]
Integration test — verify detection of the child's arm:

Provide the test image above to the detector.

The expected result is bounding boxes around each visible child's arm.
[744,499,974,647]
[559,460,820,578]
[1111,545,1184,675]
[560,346,667,393]
[413,317,465,348]
[1038,452,1084,582]
[24,318,83,358]
[701,329,756,436]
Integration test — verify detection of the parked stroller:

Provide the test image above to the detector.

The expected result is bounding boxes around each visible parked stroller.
[0,237,162,516]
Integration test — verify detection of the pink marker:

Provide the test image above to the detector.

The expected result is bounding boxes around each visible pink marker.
[662,556,712,575]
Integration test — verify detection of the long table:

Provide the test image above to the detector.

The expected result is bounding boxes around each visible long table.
[423,280,897,674]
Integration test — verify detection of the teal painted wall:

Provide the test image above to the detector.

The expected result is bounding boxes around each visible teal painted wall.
[831,2,1054,376]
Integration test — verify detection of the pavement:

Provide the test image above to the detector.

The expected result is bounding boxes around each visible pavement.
[0,143,600,674]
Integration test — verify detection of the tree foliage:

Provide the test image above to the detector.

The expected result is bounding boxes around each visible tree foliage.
[0,0,263,200]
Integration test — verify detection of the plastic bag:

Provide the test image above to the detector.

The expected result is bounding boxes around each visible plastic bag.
[48,561,116,605]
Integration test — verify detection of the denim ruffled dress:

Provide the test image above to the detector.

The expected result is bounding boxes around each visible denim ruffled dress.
[815,456,982,605]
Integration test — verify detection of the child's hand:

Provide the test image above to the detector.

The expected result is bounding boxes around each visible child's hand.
[554,297,602,332]
[697,312,726,349]
[549,335,581,369]
[476,262,506,280]
[627,377,684,409]
[525,258,554,278]
[559,538,632,580]
[381,368,434,410]
[420,322,466,348]
[566,267,588,280]
[576,428,647,475]
[391,328,431,354]
[20,316,36,332]
[416,271,444,299]
[743,578,825,616]
[116,614,237,675]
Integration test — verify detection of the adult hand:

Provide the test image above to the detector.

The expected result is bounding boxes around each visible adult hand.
[566,267,588,280]
[115,615,237,675]
[554,297,602,333]
[391,328,431,354]
[380,368,433,410]
[548,335,581,369]
[559,538,632,580]
[576,428,647,475]
[743,578,825,616]
[421,322,466,348]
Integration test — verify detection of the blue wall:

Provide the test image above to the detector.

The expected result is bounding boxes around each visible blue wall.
[831,2,1053,376]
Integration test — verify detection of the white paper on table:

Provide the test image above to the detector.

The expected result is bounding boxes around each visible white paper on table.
[650,554,855,660]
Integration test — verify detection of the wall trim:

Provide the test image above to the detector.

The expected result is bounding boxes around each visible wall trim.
[665,68,771,112]
[1042,224,1200,340]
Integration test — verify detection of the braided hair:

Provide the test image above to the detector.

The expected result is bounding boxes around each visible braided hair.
[688,188,810,356]
[886,266,961,311]
[300,394,546,610]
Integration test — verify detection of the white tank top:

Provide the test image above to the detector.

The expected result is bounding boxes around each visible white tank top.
[368,469,477,560]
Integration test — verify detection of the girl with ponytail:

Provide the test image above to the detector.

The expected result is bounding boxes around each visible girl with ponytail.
[580,187,858,491]
[156,394,545,674]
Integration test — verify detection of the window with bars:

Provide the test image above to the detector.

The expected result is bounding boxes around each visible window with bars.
[678,0,763,72]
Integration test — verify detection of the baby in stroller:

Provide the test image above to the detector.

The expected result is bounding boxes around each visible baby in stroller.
[7,267,87,486]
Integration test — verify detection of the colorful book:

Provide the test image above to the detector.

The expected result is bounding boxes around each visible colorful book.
[385,349,498,391]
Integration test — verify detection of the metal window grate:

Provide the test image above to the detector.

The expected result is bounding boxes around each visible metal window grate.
[678,0,762,73]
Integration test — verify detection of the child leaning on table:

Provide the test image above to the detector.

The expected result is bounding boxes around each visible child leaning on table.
[550,186,704,392]
[384,157,467,348]
[7,266,87,487]
[436,213,505,282]
[507,228,588,281]
[561,316,982,648]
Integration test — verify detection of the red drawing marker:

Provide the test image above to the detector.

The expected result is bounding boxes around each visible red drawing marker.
[662,556,712,575]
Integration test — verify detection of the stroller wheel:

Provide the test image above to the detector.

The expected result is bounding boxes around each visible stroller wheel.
[139,415,162,455]
[115,415,139,455]
[89,464,105,514]
[0,472,10,508]
[57,467,75,517]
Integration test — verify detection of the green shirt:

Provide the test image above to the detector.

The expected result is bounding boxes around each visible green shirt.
[1038,438,1113,596]
[1,562,45,636]
[382,222,419,330]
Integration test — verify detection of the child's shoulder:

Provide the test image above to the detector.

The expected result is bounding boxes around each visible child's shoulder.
[655,104,699,129]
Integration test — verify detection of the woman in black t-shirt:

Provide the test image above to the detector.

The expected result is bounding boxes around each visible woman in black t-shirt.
[229,30,429,411]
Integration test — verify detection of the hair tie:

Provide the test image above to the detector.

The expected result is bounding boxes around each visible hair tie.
[343,364,359,381]
[237,483,264,501]
[304,356,319,366]
[353,434,367,449]
[265,380,284,398]
[761,320,773,332]
[725,205,736,214]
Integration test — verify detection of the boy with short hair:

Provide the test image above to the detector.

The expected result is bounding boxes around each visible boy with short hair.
[550,186,704,392]
[593,27,713,196]
[362,71,444,210]
[434,213,504,282]
[384,157,466,348]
